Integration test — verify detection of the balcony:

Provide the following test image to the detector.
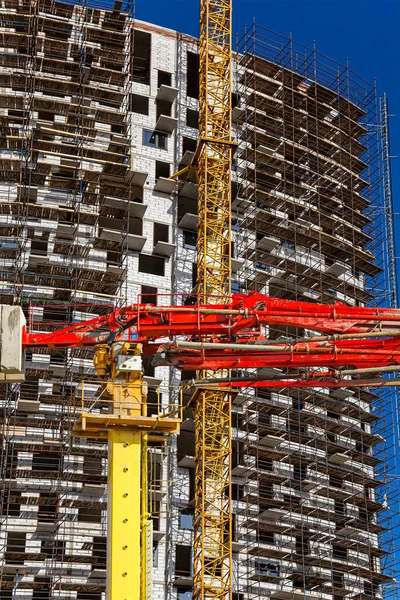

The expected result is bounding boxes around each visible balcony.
[179,181,198,200]
[17,399,40,412]
[326,262,348,277]
[256,236,280,252]
[90,568,107,579]
[154,240,175,257]
[232,106,245,123]
[56,223,74,239]
[178,213,198,231]
[144,375,163,388]
[272,589,324,600]
[180,150,195,167]
[156,84,178,103]
[29,253,49,266]
[131,170,148,187]
[82,483,104,497]
[155,114,178,133]
[232,257,245,273]
[154,176,176,194]
[127,234,146,252]
[130,200,147,219]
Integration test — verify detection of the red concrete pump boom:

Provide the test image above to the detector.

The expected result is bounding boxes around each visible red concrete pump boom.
[22,292,400,389]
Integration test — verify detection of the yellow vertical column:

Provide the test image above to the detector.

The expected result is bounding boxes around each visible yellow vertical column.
[195,1,233,599]
[107,429,141,600]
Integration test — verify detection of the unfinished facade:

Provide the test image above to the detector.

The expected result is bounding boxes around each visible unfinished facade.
[0,3,395,600]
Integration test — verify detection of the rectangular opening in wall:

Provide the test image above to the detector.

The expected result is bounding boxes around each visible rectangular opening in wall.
[183,230,197,249]
[186,108,199,129]
[38,493,57,522]
[332,571,344,588]
[8,492,21,517]
[335,500,345,516]
[151,501,160,531]
[141,285,158,305]
[107,250,120,267]
[32,578,50,600]
[32,452,61,472]
[6,531,26,564]
[179,508,194,530]
[333,545,347,559]
[83,455,102,476]
[189,468,195,501]
[143,130,167,150]
[177,431,195,462]
[131,185,144,204]
[254,561,279,578]
[178,196,197,222]
[258,530,274,545]
[130,93,149,115]
[156,99,172,120]
[296,536,310,556]
[192,262,197,288]
[155,161,170,180]
[111,123,124,134]
[142,356,155,377]
[129,217,143,236]
[38,110,54,122]
[139,254,165,277]
[158,70,172,87]
[175,544,191,576]
[147,390,159,416]
[132,30,151,84]
[231,483,244,501]
[177,590,192,600]
[93,536,107,568]
[187,52,200,98]
[31,239,48,254]
[78,507,102,523]
[154,222,169,244]
[182,137,197,154]
[43,305,69,322]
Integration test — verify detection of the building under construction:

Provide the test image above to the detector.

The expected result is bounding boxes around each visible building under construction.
[0,1,398,600]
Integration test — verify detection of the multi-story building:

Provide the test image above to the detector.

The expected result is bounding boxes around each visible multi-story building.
[0,2,394,600]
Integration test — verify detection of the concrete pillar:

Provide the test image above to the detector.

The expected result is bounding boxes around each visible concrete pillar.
[0,305,25,381]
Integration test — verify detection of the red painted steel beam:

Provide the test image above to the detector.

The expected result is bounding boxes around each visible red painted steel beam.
[23,292,400,349]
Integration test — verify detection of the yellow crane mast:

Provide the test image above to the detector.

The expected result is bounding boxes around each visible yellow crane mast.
[72,343,180,600]
[195,2,234,599]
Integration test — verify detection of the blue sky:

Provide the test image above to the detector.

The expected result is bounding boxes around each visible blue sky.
[137,0,400,259]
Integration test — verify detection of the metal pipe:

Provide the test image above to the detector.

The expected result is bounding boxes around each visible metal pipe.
[176,341,290,351]
[190,364,400,387]
[337,365,400,376]
[175,340,400,356]
[290,329,400,343]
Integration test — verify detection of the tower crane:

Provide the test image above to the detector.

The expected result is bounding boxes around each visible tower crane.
[195,2,234,599]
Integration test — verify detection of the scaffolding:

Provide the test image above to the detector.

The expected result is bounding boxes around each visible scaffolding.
[232,22,397,600]
[0,1,139,598]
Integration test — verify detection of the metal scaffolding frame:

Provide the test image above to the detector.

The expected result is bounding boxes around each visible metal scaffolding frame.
[231,22,398,600]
